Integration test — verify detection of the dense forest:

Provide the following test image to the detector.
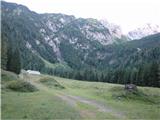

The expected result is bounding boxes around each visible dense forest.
[1,1,160,87]
[2,33,160,87]
[25,34,159,87]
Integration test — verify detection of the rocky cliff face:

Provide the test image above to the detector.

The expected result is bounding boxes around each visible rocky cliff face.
[100,19,124,39]
[2,1,160,71]
[2,1,124,64]
[127,24,160,40]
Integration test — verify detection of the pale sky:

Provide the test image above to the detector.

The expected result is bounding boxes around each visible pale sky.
[4,0,160,33]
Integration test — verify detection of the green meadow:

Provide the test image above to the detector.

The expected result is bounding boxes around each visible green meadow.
[1,70,160,119]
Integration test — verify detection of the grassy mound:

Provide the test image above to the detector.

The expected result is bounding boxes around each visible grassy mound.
[1,70,18,81]
[7,80,38,92]
[39,77,65,89]
[1,70,20,90]
[110,86,158,104]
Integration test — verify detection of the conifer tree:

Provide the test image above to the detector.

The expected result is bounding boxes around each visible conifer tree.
[7,46,21,74]
[1,36,8,70]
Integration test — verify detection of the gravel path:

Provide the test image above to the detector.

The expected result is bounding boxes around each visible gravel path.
[23,73,125,119]
[57,93,125,119]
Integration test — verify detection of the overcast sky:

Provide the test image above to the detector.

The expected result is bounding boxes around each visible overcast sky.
[4,0,160,33]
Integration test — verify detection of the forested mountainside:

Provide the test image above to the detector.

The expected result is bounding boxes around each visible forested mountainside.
[1,1,160,87]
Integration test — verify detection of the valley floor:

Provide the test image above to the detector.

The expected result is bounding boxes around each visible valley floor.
[1,70,160,119]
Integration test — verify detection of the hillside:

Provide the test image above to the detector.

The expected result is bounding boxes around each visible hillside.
[2,70,160,119]
[1,1,160,87]
[1,1,127,70]
[1,1,119,69]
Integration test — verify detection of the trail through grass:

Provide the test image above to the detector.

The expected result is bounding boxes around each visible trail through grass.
[57,93,125,119]
[23,73,123,119]
[2,71,81,119]
[2,70,160,119]
[54,76,160,119]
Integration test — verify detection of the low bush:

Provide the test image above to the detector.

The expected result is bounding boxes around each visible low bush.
[1,70,18,81]
[40,77,65,89]
[111,86,157,104]
[7,80,38,92]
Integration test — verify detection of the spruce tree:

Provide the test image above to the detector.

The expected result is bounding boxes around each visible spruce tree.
[14,48,21,74]
[1,36,8,70]
[7,47,21,74]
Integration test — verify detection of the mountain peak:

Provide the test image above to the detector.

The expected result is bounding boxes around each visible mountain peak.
[127,23,160,40]
[100,19,123,39]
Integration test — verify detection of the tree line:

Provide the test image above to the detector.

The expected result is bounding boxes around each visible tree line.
[44,61,160,87]
[1,35,21,74]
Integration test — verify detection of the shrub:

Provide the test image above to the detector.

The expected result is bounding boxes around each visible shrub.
[1,70,18,81]
[7,80,38,92]
[40,77,65,89]
[111,86,156,103]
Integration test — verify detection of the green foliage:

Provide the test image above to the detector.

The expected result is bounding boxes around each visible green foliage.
[7,47,21,74]
[54,61,160,87]
[1,35,8,70]
[40,77,65,89]
[1,70,18,81]
[111,86,157,104]
[1,70,19,90]
[1,1,160,87]
[2,1,57,73]
[55,34,160,87]
[59,40,87,69]
[1,71,160,119]
[2,91,81,119]
[7,80,38,92]
[55,76,160,119]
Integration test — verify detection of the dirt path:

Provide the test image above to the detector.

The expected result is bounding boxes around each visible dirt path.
[57,93,125,119]
[22,73,125,119]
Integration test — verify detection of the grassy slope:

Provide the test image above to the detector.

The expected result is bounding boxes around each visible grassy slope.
[55,77,160,119]
[39,55,71,70]
[1,70,160,119]
[1,70,80,119]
